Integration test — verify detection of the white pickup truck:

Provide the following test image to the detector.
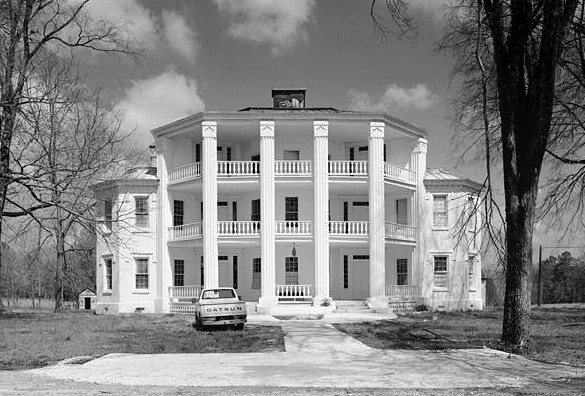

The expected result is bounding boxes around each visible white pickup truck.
[193,287,247,330]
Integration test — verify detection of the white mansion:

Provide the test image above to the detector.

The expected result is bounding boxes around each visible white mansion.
[93,89,484,314]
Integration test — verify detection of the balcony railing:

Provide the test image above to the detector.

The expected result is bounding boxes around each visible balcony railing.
[328,160,368,176]
[217,221,260,235]
[385,222,416,241]
[276,284,313,299]
[275,160,312,176]
[169,163,201,183]
[218,161,259,176]
[329,221,369,235]
[275,220,313,235]
[386,285,419,299]
[384,162,416,184]
[168,222,202,241]
[169,285,201,300]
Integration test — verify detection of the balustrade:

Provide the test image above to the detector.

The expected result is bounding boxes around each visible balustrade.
[384,162,416,184]
[276,284,313,298]
[328,160,368,176]
[217,161,259,176]
[275,160,312,175]
[385,222,416,241]
[169,163,201,183]
[168,222,202,240]
[386,285,419,298]
[329,221,369,235]
[275,220,313,235]
[168,285,201,300]
[217,221,260,235]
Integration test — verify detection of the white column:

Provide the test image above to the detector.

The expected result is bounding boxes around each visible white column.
[368,122,386,304]
[155,137,172,313]
[411,137,427,295]
[313,121,330,302]
[202,121,218,288]
[258,120,277,307]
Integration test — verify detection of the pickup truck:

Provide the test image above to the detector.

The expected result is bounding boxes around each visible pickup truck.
[193,287,247,330]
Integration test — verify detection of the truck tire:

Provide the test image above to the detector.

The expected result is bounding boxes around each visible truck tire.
[235,323,244,331]
[194,315,203,330]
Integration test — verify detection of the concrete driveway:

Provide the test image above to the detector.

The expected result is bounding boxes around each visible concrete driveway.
[25,313,583,390]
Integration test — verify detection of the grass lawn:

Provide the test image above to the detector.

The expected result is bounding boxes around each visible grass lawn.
[334,306,585,367]
[0,309,284,370]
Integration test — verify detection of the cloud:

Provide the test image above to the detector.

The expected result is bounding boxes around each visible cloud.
[161,10,198,62]
[117,70,205,141]
[213,0,315,54]
[84,0,197,62]
[348,84,438,112]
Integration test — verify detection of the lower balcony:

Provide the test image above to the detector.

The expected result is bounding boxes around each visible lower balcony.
[276,284,314,302]
[386,285,419,301]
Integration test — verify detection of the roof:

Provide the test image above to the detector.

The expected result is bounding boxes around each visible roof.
[125,167,158,180]
[92,166,159,192]
[79,289,96,296]
[424,168,483,192]
[238,107,351,114]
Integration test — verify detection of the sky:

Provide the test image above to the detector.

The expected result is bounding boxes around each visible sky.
[80,0,582,255]
[83,0,457,170]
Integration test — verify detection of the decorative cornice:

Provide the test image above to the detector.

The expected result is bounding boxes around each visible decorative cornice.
[202,121,217,138]
[260,120,275,137]
[313,120,329,137]
[415,138,428,154]
[370,122,385,139]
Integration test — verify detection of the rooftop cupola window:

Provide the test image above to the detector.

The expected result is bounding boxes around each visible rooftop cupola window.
[272,88,306,109]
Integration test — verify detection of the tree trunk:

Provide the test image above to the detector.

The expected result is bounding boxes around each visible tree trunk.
[502,181,538,346]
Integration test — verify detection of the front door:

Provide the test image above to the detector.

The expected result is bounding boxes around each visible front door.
[84,297,91,310]
[219,256,231,287]
[351,257,369,299]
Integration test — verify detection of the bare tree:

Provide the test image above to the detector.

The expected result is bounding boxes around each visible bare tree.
[375,0,581,348]
[0,0,141,310]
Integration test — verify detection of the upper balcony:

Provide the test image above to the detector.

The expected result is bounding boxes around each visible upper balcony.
[168,160,415,187]
[168,220,416,244]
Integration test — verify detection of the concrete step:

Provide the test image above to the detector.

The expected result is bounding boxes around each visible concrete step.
[334,300,370,313]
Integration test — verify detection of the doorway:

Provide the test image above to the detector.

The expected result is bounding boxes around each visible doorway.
[84,297,91,310]
[351,256,369,299]
[218,255,231,287]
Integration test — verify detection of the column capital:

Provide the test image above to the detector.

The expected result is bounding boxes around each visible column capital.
[202,121,217,138]
[313,120,329,137]
[415,137,428,153]
[370,122,385,138]
[260,120,275,137]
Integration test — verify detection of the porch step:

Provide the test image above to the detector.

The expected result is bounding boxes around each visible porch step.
[333,300,371,313]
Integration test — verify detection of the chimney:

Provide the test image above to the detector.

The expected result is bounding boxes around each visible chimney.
[272,88,306,109]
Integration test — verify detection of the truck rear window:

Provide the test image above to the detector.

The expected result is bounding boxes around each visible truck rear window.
[201,289,236,299]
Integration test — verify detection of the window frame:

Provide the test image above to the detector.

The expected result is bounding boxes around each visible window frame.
[173,259,185,287]
[173,200,184,227]
[285,197,299,222]
[104,200,113,232]
[134,196,149,229]
[283,150,300,160]
[104,257,113,292]
[252,258,261,289]
[134,257,150,291]
[396,258,408,286]
[468,254,476,291]
[432,195,449,229]
[396,198,408,225]
[433,255,449,289]
[251,199,261,222]
[285,256,299,285]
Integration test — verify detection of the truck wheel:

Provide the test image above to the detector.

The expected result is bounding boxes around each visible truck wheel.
[194,316,203,330]
[235,323,244,331]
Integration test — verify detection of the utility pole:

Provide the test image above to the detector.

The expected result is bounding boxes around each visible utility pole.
[537,245,542,307]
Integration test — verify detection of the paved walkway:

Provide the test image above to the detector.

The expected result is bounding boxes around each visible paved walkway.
[27,314,584,389]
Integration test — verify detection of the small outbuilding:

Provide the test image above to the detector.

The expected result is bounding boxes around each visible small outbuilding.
[79,289,97,310]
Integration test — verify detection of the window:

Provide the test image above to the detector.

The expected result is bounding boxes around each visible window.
[434,256,448,288]
[433,196,448,228]
[468,255,476,290]
[397,259,408,285]
[343,255,349,289]
[353,255,370,260]
[104,258,113,290]
[217,201,228,207]
[251,199,261,221]
[195,143,201,162]
[285,197,299,221]
[200,256,204,287]
[352,202,369,207]
[233,256,238,289]
[252,258,261,289]
[135,258,149,290]
[251,154,260,162]
[358,146,368,152]
[283,150,300,160]
[285,257,299,285]
[173,200,184,227]
[174,259,185,287]
[104,200,113,231]
[135,196,149,228]
[396,199,408,225]
[467,196,477,232]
